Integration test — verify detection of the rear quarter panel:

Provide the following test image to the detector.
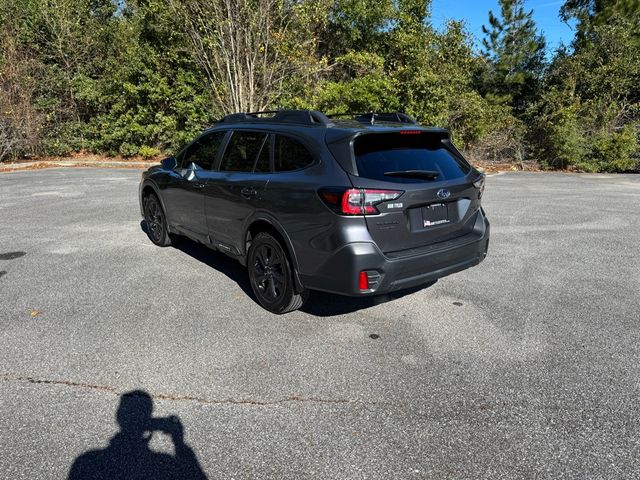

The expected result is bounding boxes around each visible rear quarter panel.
[257,145,370,277]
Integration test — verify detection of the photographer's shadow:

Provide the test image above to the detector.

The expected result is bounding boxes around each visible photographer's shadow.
[68,390,207,480]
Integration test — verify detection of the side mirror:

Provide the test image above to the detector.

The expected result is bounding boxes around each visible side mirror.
[184,162,200,181]
[161,156,177,170]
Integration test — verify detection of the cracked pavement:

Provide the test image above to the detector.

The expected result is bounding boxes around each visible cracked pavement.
[1,169,639,478]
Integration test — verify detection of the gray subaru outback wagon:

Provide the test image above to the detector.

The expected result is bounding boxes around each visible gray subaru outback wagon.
[139,110,489,313]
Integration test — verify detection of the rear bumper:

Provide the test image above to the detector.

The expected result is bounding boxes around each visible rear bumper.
[300,210,490,296]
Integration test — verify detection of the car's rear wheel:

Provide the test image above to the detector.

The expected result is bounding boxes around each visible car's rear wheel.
[248,232,307,314]
[143,193,172,247]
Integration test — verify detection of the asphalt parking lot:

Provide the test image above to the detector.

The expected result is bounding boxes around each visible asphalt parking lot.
[1,168,639,479]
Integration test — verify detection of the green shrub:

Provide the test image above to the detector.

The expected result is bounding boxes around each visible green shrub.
[582,125,639,172]
[138,145,160,159]
[118,143,139,157]
[527,89,587,170]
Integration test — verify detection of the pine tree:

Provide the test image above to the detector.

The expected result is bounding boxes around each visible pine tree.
[561,0,640,24]
[561,0,640,44]
[480,0,546,113]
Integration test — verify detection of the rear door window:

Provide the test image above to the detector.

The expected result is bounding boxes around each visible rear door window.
[220,131,269,172]
[254,135,271,173]
[274,135,314,172]
[354,133,471,183]
[181,131,225,170]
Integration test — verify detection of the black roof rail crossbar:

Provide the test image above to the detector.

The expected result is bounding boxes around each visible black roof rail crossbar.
[246,110,280,116]
[219,109,333,126]
[327,112,418,125]
[219,112,259,123]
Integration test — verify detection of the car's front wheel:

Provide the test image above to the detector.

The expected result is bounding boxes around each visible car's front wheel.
[248,232,307,314]
[143,193,172,247]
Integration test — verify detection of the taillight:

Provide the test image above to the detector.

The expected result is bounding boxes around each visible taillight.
[341,189,367,214]
[473,174,486,198]
[319,188,403,215]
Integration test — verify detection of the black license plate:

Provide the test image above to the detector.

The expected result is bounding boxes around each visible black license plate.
[422,203,450,227]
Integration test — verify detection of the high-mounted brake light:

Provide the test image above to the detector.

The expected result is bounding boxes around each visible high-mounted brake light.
[319,188,403,215]
[399,130,423,135]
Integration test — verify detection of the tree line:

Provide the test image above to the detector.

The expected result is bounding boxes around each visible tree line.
[0,0,638,172]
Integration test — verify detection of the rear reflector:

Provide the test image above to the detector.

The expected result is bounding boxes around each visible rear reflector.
[359,271,369,290]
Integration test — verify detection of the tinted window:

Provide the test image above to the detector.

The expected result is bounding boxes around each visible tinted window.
[354,133,471,183]
[274,135,314,172]
[254,135,271,173]
[181,132,225,170]
[220,131,268,172]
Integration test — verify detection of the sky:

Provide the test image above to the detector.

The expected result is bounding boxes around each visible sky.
[430,0,576,52]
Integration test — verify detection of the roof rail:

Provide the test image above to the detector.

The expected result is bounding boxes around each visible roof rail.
[219,109,334,126]
[327,112,418,125]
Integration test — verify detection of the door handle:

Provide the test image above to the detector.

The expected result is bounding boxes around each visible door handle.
[241,187,257,198]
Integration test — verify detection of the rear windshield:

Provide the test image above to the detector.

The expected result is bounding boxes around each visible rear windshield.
[353,133,471,183]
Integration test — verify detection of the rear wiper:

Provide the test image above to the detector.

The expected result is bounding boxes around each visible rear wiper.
[383,170,440,180]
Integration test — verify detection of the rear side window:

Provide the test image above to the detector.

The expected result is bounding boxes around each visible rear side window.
[181,131,225,170]
[274,135,314,172]
[220,131,268,172]
[354,133,471,183]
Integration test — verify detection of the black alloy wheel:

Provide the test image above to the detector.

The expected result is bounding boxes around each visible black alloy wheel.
[248,232,307,314]
[143,193,172,247]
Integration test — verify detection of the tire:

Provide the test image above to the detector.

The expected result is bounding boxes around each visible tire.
[247,232,308,314]
[143,193,172,247]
